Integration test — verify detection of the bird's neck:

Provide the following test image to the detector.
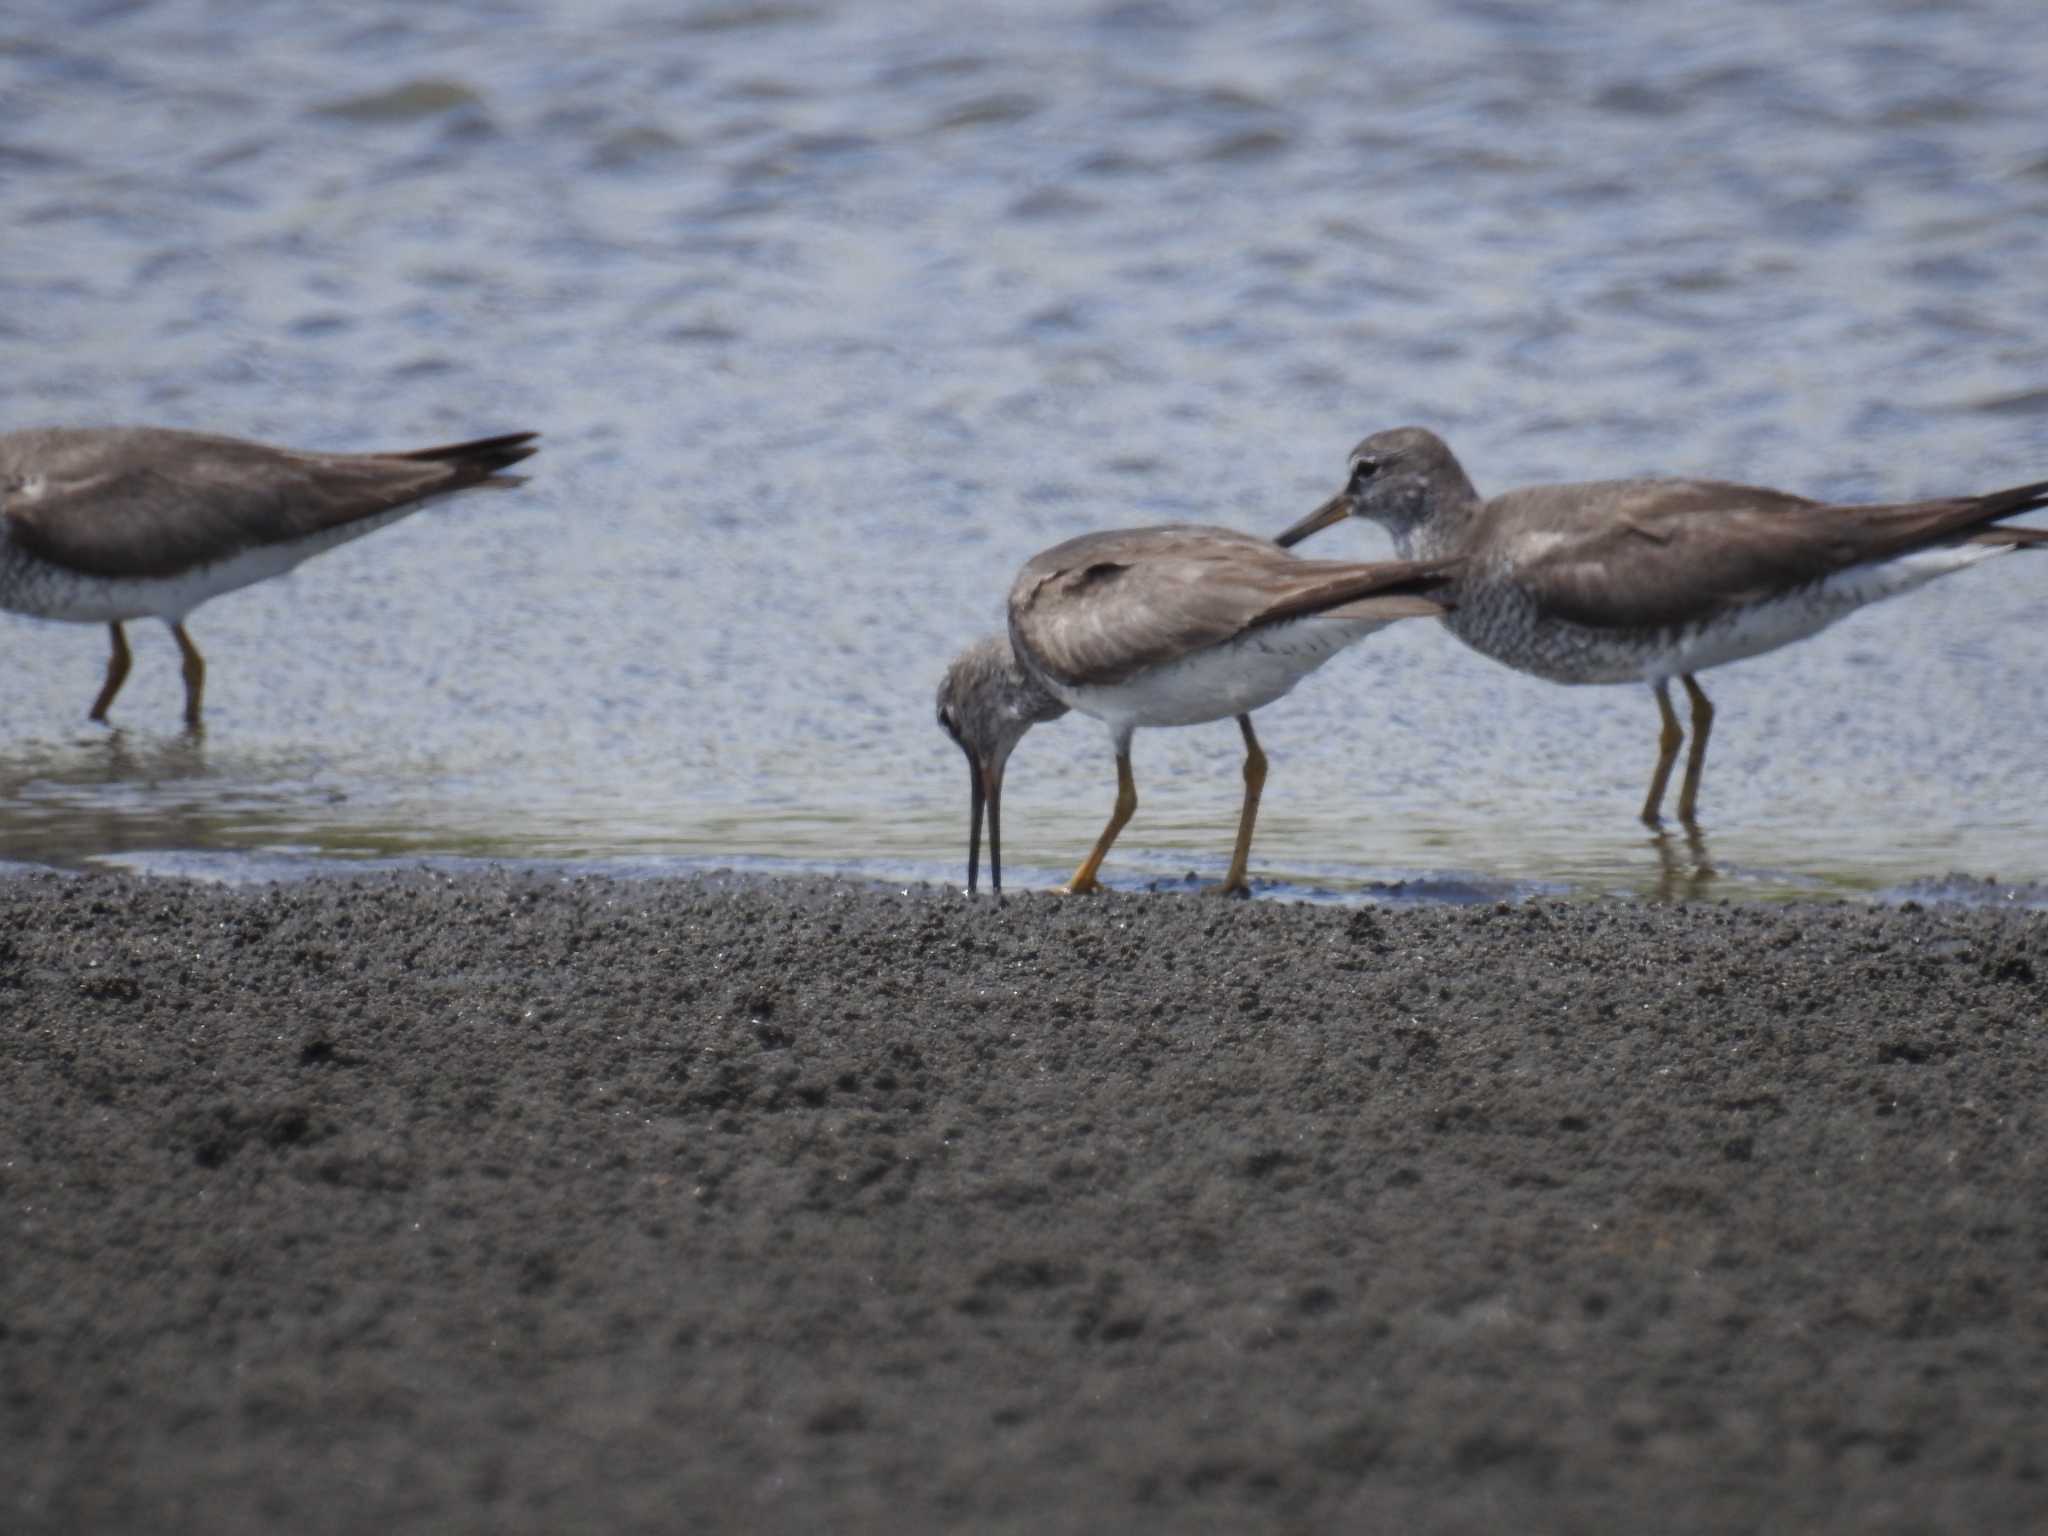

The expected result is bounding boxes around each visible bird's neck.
[990,624,1068,723]
[1008,653,1070,726]
[1380,471,1484,562]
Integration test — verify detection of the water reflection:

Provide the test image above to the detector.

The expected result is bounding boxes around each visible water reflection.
[1,728,210,788]
[1650,824,1717,903]
[0,721,2018,906]
[0,731,328,865]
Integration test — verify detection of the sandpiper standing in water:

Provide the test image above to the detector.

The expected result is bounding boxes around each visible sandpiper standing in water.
[1277,427,2047,827]
[0,426,538,730]
[937,524,1457,896]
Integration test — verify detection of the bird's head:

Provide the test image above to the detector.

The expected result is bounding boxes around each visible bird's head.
[935,634,1066,895]
[1275,426,1474,553]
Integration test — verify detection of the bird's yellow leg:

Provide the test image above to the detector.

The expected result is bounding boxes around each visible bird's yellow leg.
[1639,679,1683,827]
[1675,674,1714,826]
[1062,751,1136,895]
[172,622,206,732]
[88,622,132,722]
[1203,715,1266,898]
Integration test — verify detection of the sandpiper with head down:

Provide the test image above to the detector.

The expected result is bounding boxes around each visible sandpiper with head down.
[1277,427,2048,827]
[937,523,1457,896]
[0,426,539,730]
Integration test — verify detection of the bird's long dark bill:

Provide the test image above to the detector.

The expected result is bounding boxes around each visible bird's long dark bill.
[1273,490,1353,550]
[986,764,1002,895]
[966,758,1004,895]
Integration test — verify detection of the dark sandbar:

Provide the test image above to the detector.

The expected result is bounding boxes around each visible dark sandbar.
[4,871,2045,1532]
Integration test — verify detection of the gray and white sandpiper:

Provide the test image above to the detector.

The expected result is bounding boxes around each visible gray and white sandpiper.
[1276,426,2048,826]
[936,523,1458,896]
[1,426,539,729]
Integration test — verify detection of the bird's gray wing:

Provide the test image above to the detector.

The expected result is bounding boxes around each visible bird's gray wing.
[1498,477,2048,632]
[0,428,536,580]
[1010,524,1455,688]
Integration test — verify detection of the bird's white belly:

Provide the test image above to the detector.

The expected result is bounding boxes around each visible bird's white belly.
[1051,616,1385,732]
[0,509,412,624]
[1636,544,2011,681]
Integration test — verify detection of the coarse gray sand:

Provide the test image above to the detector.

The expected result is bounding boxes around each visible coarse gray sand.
[4,870,2046,1533]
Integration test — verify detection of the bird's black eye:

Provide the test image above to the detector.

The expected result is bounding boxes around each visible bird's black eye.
[1347,456,1380,491]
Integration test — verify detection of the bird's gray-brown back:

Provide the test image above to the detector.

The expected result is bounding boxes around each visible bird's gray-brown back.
[1007,524,1455,691]
[1482,478,2034,622]
[0,426,537,583]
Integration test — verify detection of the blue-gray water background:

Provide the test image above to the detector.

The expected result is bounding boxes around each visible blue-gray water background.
[4,0,2047,902]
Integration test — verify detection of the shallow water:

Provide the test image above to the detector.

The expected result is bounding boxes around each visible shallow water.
[4,0,2047,903]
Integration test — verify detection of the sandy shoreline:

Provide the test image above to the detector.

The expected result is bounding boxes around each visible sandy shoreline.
[5,869,2046,1532]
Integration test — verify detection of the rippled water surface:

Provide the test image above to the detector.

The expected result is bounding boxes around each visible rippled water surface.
[4,0,2047,902]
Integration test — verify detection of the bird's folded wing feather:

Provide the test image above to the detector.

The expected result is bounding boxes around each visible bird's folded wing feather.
[2,429,508,580]
[1499,478,2048,631]
[1011,524,1454,688]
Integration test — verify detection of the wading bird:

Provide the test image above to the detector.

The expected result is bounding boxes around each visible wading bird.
[937,523,1457,894]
